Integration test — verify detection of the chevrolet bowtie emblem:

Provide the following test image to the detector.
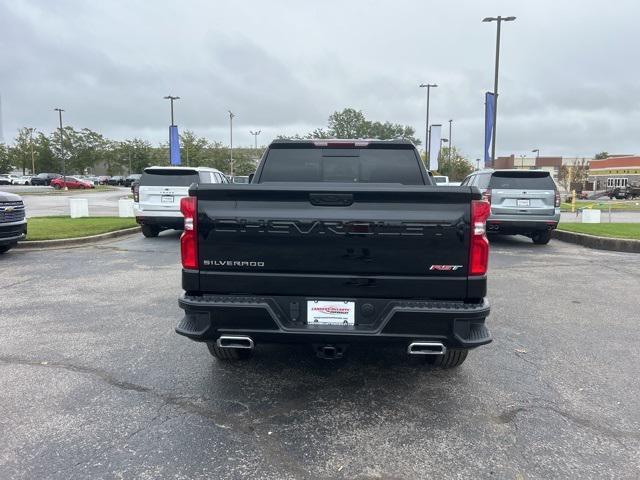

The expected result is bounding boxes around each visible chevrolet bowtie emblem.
[3,206,15,212]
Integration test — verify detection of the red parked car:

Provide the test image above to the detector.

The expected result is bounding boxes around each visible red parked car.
[50,176,95,190]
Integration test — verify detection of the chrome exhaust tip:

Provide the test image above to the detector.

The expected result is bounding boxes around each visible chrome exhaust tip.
[407,342,446,355]
[216,335,254,350]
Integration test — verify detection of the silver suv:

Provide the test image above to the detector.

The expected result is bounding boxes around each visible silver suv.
[461,169,561,245]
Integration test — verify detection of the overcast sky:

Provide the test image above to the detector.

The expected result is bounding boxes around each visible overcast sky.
[1,0,639,158]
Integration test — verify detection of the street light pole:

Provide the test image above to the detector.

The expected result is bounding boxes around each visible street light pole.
[228,110,235,176]
[532,148,540,165]
[482,15,516,164]
[249,130,261,152]
[54,108,66,190]
[448,119,453,166]
[163,95,180,125]
[419,83,438,169]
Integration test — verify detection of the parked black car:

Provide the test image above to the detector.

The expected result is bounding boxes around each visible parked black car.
[31,173,61,186]
[108,176,124,186]
[0,191,27,254]
[123,174,142,187]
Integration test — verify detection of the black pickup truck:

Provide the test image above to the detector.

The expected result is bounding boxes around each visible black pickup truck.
[176,139,491,368]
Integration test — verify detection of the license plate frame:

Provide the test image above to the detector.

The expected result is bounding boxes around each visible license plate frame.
[161,195,174,203]
[307,300,355,326]
[517,199,530,207]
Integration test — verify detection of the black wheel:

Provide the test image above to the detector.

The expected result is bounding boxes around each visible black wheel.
[140,225,160,238]
[425,349,468,368]
[531,230,552,245]
[206,342,253,361]
[53,184,61,190]
[0,244,14,254]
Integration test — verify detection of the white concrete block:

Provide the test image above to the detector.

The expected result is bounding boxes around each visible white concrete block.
[118,199,135,218]
[581,209,601,223]
[69,198,89,218]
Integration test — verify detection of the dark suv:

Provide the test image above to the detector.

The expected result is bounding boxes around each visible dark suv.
[461,169,561,244]
[0,191,27,253]
[30,173,61,186]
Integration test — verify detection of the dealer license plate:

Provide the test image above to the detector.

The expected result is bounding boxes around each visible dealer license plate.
[307,300,355,326]
[161,195,174,203]
[517,199,530,207]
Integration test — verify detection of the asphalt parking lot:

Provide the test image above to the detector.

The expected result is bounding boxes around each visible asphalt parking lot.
[1,234,639,479]
[2,185,129,217]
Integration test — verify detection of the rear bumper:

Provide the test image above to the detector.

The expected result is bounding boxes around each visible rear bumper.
[176,293,491,349]
[135,214,184,229]
[0,221,27,246]
[487,213,560,235]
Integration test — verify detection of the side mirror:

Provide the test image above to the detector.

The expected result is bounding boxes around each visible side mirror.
[248,173,255,183]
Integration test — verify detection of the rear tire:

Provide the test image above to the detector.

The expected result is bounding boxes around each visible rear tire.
[206,342,253,361]
[53,184,61,190]
[531,230,552,245]
[0,244,14,254]
[425,349,468,368]
[140,225,160,238]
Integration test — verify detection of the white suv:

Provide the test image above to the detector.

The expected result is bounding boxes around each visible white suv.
[134,166,227,237]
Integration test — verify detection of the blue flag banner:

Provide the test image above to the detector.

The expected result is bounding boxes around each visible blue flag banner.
[169,125,181,165]
[484,92,495,168]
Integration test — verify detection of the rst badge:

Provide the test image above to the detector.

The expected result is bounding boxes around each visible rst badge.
[429,265,464,271]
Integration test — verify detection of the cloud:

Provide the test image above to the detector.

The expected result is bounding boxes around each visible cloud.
[1,0,639,157]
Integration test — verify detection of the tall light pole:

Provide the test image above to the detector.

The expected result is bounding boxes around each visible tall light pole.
[532,148,540,166]
[482,15,516,164]
[163,95,180,125]
[520,154,526,169]
[476,158,481,170]
[419,83,437,169]
[249,130,261,152]
[54,108,66,190]
[228,110,235,176]
[448,119,453,166]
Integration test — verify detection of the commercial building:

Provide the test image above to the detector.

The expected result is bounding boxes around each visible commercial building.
[588,156,640,190]
[493,155,592,187]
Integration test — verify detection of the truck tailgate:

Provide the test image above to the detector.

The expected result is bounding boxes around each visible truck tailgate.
[192,184,479,299]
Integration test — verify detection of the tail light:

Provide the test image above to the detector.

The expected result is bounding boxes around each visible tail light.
[469,200,491,276]
[554,190,561,207]
[482,188,492,204]
[133,184,139,203]
[180,197,198,269]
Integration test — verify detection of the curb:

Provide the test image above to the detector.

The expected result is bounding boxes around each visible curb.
[552,229,640,253]
[17,226,141,250]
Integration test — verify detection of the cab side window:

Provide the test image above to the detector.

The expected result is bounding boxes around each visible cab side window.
[476,174,491,189]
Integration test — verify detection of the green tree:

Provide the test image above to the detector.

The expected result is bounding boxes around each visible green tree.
[281,108,421,145]
[33,133,58,173]
[594,152,608,160]
[180,130,211,167]
[9,128,36,174]
[435,147,474,181]
[118,138,154,174]
[327,108,370,138]
[0,144,12,174]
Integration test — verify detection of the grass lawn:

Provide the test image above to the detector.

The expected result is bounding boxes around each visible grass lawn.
[558,223,640,240]
[560,200,640,212]
[25,216,137,241]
